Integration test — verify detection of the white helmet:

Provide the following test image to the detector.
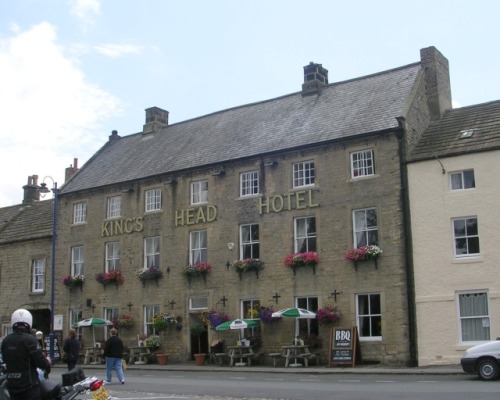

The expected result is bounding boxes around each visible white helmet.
[36,331,43,339]
[11,308,33,330]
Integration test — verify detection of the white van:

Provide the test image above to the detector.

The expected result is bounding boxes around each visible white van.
[461,340,500,380]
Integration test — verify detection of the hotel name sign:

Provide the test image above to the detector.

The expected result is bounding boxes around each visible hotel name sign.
[101,189,319,237]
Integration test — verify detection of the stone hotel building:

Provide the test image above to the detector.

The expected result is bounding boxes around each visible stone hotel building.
[1,46,453,366]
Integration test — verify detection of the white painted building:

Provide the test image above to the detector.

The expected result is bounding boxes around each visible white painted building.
[407,100,500,365]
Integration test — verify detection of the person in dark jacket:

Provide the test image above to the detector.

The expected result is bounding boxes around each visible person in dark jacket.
[103,328,125,384]
[0,309,51,400]
[62,329,81,371]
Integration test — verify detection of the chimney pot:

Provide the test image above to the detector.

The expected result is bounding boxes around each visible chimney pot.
[302,62,328,96]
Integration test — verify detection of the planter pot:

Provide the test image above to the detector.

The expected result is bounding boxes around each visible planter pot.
[194,353,206,366]
[156,353,169,365]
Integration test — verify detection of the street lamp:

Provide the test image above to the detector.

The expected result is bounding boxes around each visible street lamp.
[39,178,58,362]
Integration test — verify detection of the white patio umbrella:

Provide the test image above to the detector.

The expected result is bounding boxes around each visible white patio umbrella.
[73,317,113,345]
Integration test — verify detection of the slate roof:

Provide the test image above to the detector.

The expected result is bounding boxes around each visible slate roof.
[0,200,53,244]
[61,63,422,194]
[408,100,500,162]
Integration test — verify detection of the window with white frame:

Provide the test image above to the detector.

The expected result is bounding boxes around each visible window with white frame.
[145,188,161,212]
[294,216,316,253]
[32,258,45,293]
[191,180,208,204]
[357,293,382,340]
[351,149,375,178]
[105,242,121,271]
[73,202,87,224]
[107,196,121,219]
[104,307,119,339]
[293,161,315,188]
[71,246,84,276]
[189,297,208,310]
[144,236,160,268]
[296,297,319,336]
[450,169,475,190]
[458,292,490,342]
[69,309,83,329]
[240,171,259,197]
[241,299,260,320]
[145,304,161,336]
[353,208,378,247]
[190,230,207,264]
[240,224,259,259]
[453,217,480,257]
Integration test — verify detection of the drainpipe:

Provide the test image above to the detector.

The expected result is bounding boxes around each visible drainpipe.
[396,117,418,367]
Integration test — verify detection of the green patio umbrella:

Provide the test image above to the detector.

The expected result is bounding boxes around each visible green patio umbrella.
[72,317,113,345]
[271,307,316,336]
[216,319,259,339]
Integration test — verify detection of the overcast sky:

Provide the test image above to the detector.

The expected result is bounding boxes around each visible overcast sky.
[1,0,499,206]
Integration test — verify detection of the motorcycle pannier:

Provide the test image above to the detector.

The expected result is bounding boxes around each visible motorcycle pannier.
[61,366,86,386]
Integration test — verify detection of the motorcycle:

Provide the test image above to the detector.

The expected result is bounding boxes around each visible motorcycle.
[0,365,110,400]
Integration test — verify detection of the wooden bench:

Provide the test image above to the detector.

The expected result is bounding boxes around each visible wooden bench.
[268,352,284,367]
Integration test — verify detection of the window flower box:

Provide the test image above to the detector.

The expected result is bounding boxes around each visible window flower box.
[283,251,319,275]
[137,266,163,286]
[345,245,382,270]
[232,258,263,279]
[183,261,213,283]
[95,270,124,288]
[62,274,84,290]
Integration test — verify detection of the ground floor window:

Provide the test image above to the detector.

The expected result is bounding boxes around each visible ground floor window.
[458,291,490,342]
[296,297,318,337]
[356,293,382,340]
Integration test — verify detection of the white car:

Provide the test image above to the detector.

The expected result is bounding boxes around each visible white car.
[461,340,500,380]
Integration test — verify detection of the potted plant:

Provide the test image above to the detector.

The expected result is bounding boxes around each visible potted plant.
[190,323,206,365]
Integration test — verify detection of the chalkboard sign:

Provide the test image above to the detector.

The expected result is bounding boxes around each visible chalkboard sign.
[329,326,361,367]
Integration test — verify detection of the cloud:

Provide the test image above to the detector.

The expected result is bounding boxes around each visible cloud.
[0,22,123,206]
[94,43,143,58]
[70,0,101,28]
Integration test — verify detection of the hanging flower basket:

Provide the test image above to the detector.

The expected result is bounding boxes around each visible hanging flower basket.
[345,245,382,270]
[151,313,169,332]
[201,309,230,330]
[283,251,319,275]
[249,304,281,323]
[316,305,341,326]
[137,266,163,286]
[62,275,84,291]
[232,258,263,279]
[115,314,135,329]
[183,261,213,283]
[95,270,124,289]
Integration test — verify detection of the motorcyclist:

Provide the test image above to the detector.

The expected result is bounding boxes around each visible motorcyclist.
[0,309,51,400]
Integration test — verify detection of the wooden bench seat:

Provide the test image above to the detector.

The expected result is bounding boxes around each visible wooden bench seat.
[268,352,284,367]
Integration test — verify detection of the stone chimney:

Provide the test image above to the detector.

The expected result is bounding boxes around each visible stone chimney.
[143,107,169,134]
[302,62,329,96]
[420,47,452,121]
[65,158,79,182]
[108,130,121,142]
[22,175,40,204]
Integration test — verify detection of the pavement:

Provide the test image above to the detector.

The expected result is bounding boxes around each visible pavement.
[53,361,465,376]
